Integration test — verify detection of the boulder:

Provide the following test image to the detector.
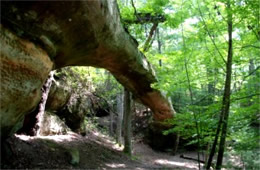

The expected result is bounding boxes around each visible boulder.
[46,82,71,112]
[55,88,100,133]
[38,111,71,136]
[45,69,110,134]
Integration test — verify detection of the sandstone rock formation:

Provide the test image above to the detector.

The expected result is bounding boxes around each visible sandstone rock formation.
[38,111,71,136]
[45,81,71,112]
[0,25,53,138]
[1,0,175,139]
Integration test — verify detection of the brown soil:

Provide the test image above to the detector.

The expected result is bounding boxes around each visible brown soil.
[3,131,202,169]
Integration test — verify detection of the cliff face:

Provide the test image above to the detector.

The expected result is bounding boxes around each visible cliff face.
[0,25,54,138]
[0,0,174,139]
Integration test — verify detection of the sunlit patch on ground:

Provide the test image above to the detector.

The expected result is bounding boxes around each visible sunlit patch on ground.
[105,163,126,168]
[15,132,80,143]
[154,159,200,169]
[15,134,31,141]
[112,143,124,151]
[88,131,124,151]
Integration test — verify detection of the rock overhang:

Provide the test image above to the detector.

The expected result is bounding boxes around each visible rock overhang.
[0,0,175,138]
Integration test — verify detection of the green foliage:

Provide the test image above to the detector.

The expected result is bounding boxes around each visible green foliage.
[118,0,259,168]
[227,126,260,169]
[164,103,221,146]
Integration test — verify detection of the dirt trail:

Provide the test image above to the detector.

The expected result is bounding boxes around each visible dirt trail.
[3,132,202,169]
[133,142,202,169]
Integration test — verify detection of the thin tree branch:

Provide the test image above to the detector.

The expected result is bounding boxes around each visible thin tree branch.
[204,0,228,43]
[92,92,118,116]
[147,29,157,51]
[180,154,205,163]
[124,14,166,24]
[242,45,260,49]
[130,0,139,20]
[231,93,260,101]
[203,37,226,72]
[143,22,158,52]
[236,66,260,91]
[245,66,260,79]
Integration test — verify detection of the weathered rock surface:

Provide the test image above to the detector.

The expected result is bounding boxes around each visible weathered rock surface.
[17,74,98,135]
[55,90,92,133]
[45,82,71,112]
[38,111,71,136]
[0,25,53,138]
[1,0,175,138]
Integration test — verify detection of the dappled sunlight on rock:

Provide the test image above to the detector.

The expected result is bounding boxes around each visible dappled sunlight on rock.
[154,159,200,169]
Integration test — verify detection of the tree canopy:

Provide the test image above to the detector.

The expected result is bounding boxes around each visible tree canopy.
[117,0,259,169]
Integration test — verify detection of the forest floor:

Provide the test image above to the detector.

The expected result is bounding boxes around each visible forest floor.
[3,131,203,169]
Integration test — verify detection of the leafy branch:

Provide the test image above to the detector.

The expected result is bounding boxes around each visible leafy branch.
[195,0,227,65]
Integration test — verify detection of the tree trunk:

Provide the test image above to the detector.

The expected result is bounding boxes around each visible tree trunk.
[215,1,233,169]
[105,72,114,136]
[207,67,215,104]
[247,59,256,105]
[34,71,55,136]
[109,111,114,136]
[206,110,222,169]
[105,71,112,91]
[116,91,124,145]
[207,1,233,169]
[157,27,162,54]
[157,27,163,67]
[123,88,132,155]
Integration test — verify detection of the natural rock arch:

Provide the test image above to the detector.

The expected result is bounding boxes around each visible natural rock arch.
[0,0,175,139]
